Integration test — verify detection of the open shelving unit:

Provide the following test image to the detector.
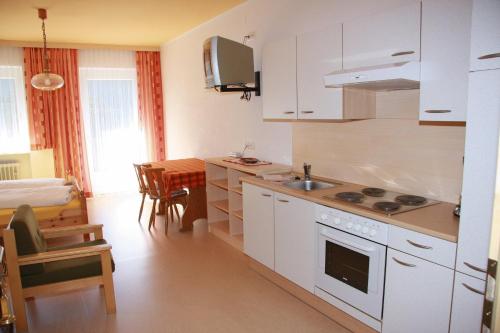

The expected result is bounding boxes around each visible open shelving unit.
[205,158,292,251]
[206,163,250,251]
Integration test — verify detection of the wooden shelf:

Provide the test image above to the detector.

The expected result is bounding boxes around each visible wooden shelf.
[209,220,243,251]
[230,186,243,195]
[210,200,229,214]
[234,234,243,244]
[232,209,243,221]
[208,179,228,190]
[210,220,229,235]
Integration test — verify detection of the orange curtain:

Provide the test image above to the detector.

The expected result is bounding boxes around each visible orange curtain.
[24,48,92,195]
[136,51,166,161]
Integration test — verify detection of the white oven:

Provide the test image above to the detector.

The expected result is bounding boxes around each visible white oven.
[315,205,388,321]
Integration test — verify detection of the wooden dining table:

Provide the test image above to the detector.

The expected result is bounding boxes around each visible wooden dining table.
[151,158,207,231]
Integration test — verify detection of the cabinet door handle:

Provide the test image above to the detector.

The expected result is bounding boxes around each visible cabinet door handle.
[261,193,272,197]
[462,283,485,296]
[277,199,289,203]
[301,110,314,114]
[283,111,295,114]
[424,109,451,114]
[391,51,415,57]
[407,239,433,250]
[464,261,487,273]
[392,257,416,267]
[478,52,500,60]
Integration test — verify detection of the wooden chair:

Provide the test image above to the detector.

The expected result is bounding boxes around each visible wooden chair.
[143,167,188,234]
[3,205,116,332]
[133,163,152,223]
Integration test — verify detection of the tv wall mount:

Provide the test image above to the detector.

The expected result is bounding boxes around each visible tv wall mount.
[218,71,261,101]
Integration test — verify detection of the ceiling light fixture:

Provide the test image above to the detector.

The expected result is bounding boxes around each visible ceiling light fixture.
[31,8,64,91]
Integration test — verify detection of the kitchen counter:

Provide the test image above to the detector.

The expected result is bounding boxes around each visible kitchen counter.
[241,175,459,242]
[205,157,291,175]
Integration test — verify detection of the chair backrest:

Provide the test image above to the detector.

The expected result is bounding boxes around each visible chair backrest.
[133,163,151,193]
[8,205,47,275]
[143,167,166,199]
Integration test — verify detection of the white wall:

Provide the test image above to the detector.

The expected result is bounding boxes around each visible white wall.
[161,0,418,164]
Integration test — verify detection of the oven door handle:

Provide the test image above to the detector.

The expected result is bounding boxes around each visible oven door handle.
[320,229,376,253]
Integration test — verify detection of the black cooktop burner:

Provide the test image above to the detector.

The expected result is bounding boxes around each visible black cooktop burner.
[362,187,386,197]
[395,195,427,206]
[335,192,365,203]
[373,201,401,213]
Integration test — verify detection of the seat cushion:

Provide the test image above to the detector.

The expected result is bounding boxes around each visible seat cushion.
[170,189,188,199]
[9,205,47,276]
[21,239,116,288]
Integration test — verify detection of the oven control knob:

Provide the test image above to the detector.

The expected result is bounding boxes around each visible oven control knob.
[354,224,361,231]
[346,222,353,229]
[369,229,377,237]
[321,214,328,221]
[362,227,369,234]
[334,217,341,225]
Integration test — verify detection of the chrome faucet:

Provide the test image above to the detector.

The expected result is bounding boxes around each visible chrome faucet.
[303,163,311,181]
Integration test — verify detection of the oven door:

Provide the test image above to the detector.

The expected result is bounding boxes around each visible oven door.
[316,223,386,319]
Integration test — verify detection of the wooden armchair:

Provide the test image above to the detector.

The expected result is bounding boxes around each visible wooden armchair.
[3,205,116,332]
[143,167,188,234]
[133,163,152,223]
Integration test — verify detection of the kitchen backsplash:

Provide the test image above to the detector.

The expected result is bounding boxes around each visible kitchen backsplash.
[292,91,466,204]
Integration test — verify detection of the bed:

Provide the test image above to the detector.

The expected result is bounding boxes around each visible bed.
[0,179,88,232]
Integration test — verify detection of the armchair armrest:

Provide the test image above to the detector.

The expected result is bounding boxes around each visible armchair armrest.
[18,244,112,266]
[40,224,104,239]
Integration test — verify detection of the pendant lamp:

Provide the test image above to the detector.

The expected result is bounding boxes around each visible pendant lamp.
[31,8,64,91]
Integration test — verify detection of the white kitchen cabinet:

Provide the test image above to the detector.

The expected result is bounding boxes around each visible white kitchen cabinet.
[243,183,275,269]
[450,272,486,333]
[274,193,315,293]
[419,0,473,122]
[342,2,421,69]
[382,248,454,333]
[262,37,297,120]
[470,0,500,71]
[297,25,343,120]
[456,69,500,280]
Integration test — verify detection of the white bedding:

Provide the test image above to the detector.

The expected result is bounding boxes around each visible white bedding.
[0,185,73,209]
[0,178,67,190]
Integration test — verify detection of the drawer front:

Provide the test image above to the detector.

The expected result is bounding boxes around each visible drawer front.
[388,225,456,268]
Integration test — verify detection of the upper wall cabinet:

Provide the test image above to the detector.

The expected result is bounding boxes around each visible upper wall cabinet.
[262,37,297,120]
[297,25,343,120]
[419,0,473,122]
[470,0,500,71]
[342,2,421,69]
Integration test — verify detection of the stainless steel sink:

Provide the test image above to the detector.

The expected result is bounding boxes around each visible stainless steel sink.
[283,180,336,191]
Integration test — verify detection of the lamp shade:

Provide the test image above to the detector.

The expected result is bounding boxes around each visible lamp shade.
[31,72,64,91]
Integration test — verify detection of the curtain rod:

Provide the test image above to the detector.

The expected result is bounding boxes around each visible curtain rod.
[0,40,160,52]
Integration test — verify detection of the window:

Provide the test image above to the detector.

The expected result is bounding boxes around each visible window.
[79,50,145,194]
[0,48,30,154]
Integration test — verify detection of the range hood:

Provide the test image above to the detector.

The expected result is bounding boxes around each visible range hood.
[323,61,420,91]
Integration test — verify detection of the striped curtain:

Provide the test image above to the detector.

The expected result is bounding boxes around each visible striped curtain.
[136,51,166,161]
[24,48,92,195]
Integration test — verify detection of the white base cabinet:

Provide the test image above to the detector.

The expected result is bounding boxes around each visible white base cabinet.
[274,193,315,293]
[450,272,486,333]
[382,249,454,333]
[243,183,275,270]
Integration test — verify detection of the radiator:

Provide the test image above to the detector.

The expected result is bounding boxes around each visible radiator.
[0,162,20,181]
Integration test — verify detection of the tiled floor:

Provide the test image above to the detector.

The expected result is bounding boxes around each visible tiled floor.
[26,193,351,333]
